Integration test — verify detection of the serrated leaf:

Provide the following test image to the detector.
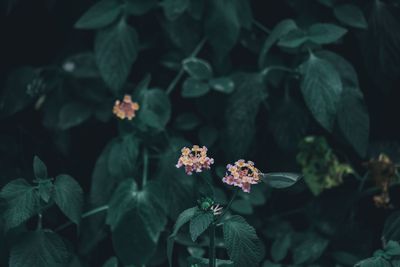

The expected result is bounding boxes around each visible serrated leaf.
[162,0,189,20]
[183,57,213,80]
[59,101,92,130]
[298,53,343,131]
[261,173,302,189]
[271,233,291,262]
[174,113,201,130]
[308,23,348,44]
[223,215,263,267]
[168,207,198,267]
[53,175,83,225]
[259,19,298,67]
[209,77,235,94]
[107,180,167,266]
[139,89,171,130]
[0,179,39,230]
[181,78,210,98]
[95,19,138,92]
[334,4,367,29]
[10,230,70,267]
[205,0,240,57]
[33,156,47,180]
[189,211,214,242]
[126,0,157,16]
[74,0,121,29]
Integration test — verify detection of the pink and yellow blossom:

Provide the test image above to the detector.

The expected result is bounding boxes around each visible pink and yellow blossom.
[222,159,261,193]
[113,95,140,120]
[176,145,214,175]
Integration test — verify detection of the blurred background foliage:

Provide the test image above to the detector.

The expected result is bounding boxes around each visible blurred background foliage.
[2,0,400,266]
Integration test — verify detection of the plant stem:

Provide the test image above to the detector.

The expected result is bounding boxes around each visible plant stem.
[253,19,271,34]
[209,223,216,267]
[216,188,239,224]
[261,65,298,77]
[142,147,149,188]
[166,37,207,95]
[37,213,43,230]
[55,205,109,232]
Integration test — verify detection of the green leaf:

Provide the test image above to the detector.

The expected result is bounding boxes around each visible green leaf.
[162,0,189,20]
[209,77,235,94]
[74,0,121,29]
[107,180,167,266]
[33,156,47,180]
[337,86,369,157]
[223,73,265,160]
[189,211,214,241]
[298,53,343,131]
[198,126,219,147]
[263,260,282,267]
[181,78,210,98]
[59,101,92,130]
[53,175,84,225]
[334,4,367,29]
[308,23,348,44]
[182,57,213,80]
[188,256,234,267]
[62,53,99,78]
[259,19,298,67]
[231,199,253,215]
[0,179,39,230]
[174,113,201,130]
[139,89,171,130]
[107,134,140,179]
[38,180,53,203]
[271,233,291,262]
[355,257,393,267]
[223,215,263,267]
[205,0,240,57]
[95,19,138,92]
[278,28,308,48]
[10,230,70,267]
[261,173,302,189]
[0,67,37,118]
[168,207,198,267]
[102,257,118,267]
[292,233,329,264]
[125,0,158,16]
[383,211,400,243]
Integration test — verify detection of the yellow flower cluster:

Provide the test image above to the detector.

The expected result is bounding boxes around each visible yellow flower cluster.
[176,145,214,175]
[222,160,261,193]
[112,95,140,120]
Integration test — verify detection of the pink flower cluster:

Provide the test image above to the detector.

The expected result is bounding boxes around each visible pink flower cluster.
[176,145,214,175]
[222,160,261,193]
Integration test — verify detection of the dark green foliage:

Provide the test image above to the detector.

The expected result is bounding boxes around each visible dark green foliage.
[2,0,400,266]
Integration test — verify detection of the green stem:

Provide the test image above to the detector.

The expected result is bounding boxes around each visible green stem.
[142,147,149,188]
[55,205,109,232]
[261,66,297,77]
[166,37,207,95]
[37,213,43,230]
[216,188,239,224]
[209,223,216,267]
[253,19,271,34]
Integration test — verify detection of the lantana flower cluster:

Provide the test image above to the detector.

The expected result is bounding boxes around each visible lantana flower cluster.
[222,160,261,193]
[112,94,140,120]
[176,145,214,175]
